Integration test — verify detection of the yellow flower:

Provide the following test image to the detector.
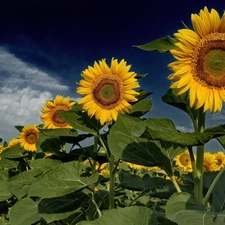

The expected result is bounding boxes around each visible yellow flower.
[76,58,140,125]
[175,151,193,173]
[203,152,218,172]
[7,138,20,148]
[126,162,146,170]
[214,151,225,171]
[18,125,40,152]
[0,144,5,154]
[168,7,225,113]
[40,95,75,129]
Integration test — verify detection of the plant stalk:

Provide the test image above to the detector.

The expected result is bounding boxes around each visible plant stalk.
[109,153,115,210]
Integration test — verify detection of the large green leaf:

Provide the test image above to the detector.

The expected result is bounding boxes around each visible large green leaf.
[162,89,197,123]
[108,114,185,175]
[165,192,225,225]
[134,35,177,52]
[28,161,98,198]
[29,158,62,171]
[0,145,24,159]
[38,195,84,223]
[9,168,43,200]
[0,158,19,170]
[0,180,12,201]
[77,206,157,225]
[8,198,40,225]
[60,105,102,136]
[39,128,78,138]
[144,118,216,146]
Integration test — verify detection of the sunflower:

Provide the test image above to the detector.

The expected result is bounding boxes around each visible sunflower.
[214,151,225,171]
[168,7,225,113]
[76,58,140,125]
[40,95,75,129]
[203,152,218,172]
[0,144,4,154]
[7,138,20,148]
[175,151,193,173]
[18,125,40,152]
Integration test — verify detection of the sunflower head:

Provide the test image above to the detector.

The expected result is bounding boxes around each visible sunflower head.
[203,152,218,172]
[214,151,225,171]
[168,6,225,113]
[18,125,40,152]
[175,151,193,173]
[40,95,75,129]
[7,138,20,148]
[0,144,5,154]
[76,58,140,125]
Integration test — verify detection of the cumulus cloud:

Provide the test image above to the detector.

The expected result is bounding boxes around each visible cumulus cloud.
[0,47,73,142]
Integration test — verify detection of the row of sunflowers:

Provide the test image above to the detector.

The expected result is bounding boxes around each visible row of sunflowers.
[1,6,225,225]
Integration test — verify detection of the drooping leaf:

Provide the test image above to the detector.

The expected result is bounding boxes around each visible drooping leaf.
[77,206,158,225]
[165,192,224,225]
[134,35,178,53]
[162,89,197,122]
[129,99,152,117]
[8,198,40,225]
[28,161,98,198]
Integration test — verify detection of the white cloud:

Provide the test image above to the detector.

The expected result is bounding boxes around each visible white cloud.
[0,47,73,142]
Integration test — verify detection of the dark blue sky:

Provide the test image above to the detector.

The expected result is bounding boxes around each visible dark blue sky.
[1,0,225,150]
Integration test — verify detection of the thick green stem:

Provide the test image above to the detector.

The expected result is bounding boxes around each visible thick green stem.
[109,154,115,210]
[195,107,206,202]
[202,166,225,205]
[170,175,182,193]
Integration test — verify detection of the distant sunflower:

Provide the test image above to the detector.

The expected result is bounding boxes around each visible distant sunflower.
[18,125,40,152]
[40,95,75,129]
[7,138,20,148]
[168,7,225,113]
[76,58,140,125]
[203,152,218,172]
[175,151,193,173]
[214,151,225,171]
[0,144,4,154]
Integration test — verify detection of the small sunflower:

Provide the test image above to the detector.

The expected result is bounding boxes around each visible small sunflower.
[175,151,193,173]
[203,152,218,172]
[214,151,225,171]
[40,95,75,129]
[0,144,5,154]
[76,58,140,125]
[18,125,40,152]
[168,7,225,113]
[7,138,20,148]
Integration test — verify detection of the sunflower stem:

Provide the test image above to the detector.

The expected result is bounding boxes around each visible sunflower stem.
[109,153,115,210]
[202,166,225,205]
[195,107,206,202]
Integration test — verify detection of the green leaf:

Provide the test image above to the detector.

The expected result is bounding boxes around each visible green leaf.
[129,99,152,117]
[8,198,40,225]
[9,168,43,200]
[162,89,197,122]
[0,170,9,180]
[0,180,12,201]
[0,158,19,170]
[136,89,153,101]
[144,118,215,146]
[39,128,78,138]
[108,114,185,175]
[30,158,62,171]
[135,73,148,78]
[119,172,145,191]
[165,192,222,225]
[61,107,102,136]
[134,35,178,53]
[28,161,98,198]
[38,195,83,223]
[0,145,24,159]
[77,206,158,225]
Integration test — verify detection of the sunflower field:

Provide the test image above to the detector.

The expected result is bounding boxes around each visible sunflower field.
[1,6,225,225]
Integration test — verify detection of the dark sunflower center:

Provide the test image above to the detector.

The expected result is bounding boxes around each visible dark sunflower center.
[93,77,121,108]
[192,33,225,88]
[25,132,38,144]
[52,106,69,127]
[180,154,190,166]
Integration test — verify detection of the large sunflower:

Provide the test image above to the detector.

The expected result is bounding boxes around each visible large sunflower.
[168,7,225,113]
[175,151,193,173]
[18,125,40,152]
[76,58,140,125]
[40,95,75,129]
